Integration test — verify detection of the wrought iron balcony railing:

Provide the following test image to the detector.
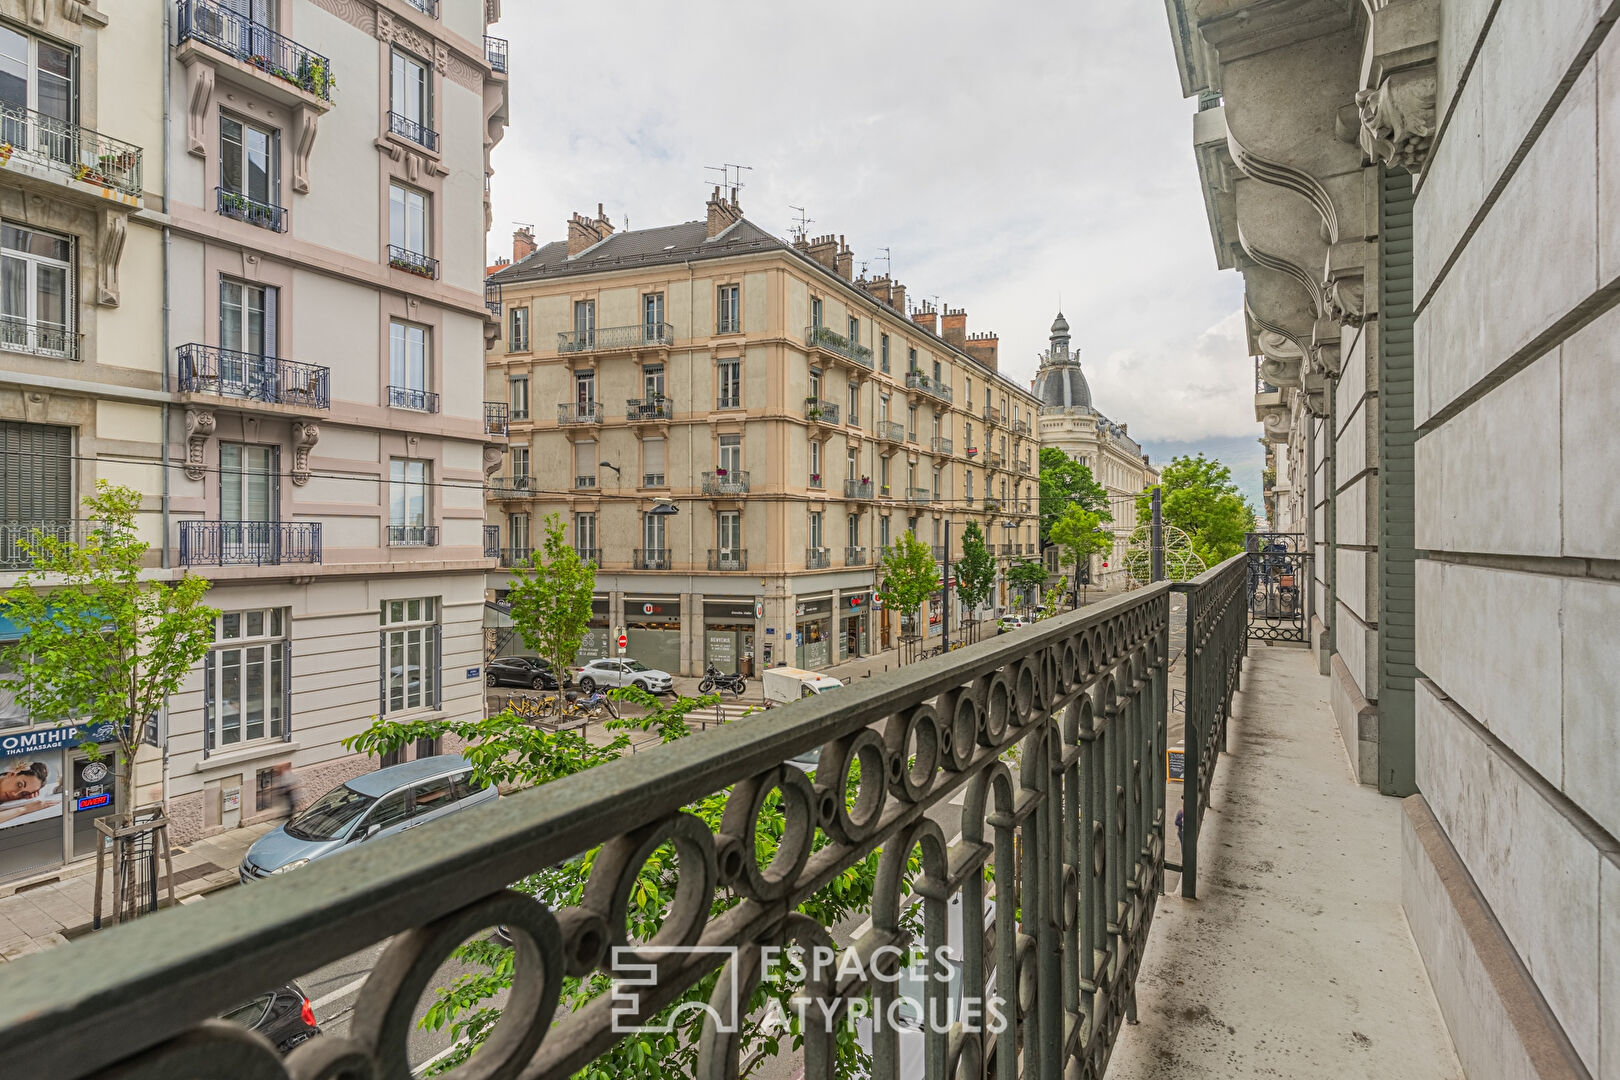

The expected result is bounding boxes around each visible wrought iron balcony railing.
[216,186,286,231]
[0,319,80,360]
[0,103,144,199]
[930,436,953,455]
[707,549,747,571]
[844,479,873,499]
[498,547,533,568]
[983,404,1001,423]
[806,546,830,569]
[1016,459,1032,474]
[482,525,499,558]
[575,547,600,565]
[557,402,602,425]
[983,496,1002,512]
[1012,419,1031,436]
[804,398,839,424]
[844,544,867,565]
[557,322,675,354]
[485,35,508,73]
[387,244,438,279]
[876,420,904,443]
[488,475,533,498]
[404,0,438,17]
[386,524,438,547]
[574,475,597,489]
[701,470,749,495]
[176,1,335,102]
[484,401,509,436]
[633,547,669,570]
[387,385,440,413]
[175,344,330,410]
[485,281,503,318]
[906,486,931,503]
[985,450,1004,468]
[716,394,741,410]
[0,520,85,570]
[804,325,874,368]
[626,397,673,422]
[904,369,954,403]
[388,111,439,152]
[178,520,320,566]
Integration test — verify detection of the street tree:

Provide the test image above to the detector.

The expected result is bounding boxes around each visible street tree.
[1038,447,1110,542]
[876,531,940,659]
[1049,504,1113,603]
[1136,453,1256,567]
[2,482,218,822]
[953,521,996,618]
[505,513,596,692]
[1006,559,1049,608]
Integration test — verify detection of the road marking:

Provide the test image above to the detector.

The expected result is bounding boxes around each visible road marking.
[415,1038,467,1076]
[311,974,371,1013]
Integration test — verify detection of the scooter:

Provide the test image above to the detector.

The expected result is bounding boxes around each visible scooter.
[698,663,747,696]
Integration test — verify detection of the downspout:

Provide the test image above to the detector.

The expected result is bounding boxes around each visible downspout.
[159,0,174,816]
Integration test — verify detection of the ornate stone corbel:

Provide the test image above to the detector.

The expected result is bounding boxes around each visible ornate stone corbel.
[292,104,319,194]
[97,208,125,306]
[1304,371,1332,417]
[1257,330,1305,388]
[290,423,320,486]
[1311,316,1343,378]
[1259,404,1293,444]
[1356,69,1436,173]
[482,443,505,478]
[183,58,215,157]
[184,409,215,481]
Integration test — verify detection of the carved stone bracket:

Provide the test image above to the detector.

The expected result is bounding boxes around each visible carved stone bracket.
[1357,0,1439,175]
[291,422,320,486]
[1322,251,1366,328]
[97,208,125,306]
[1258,330,1306,387]
[1260,403,1293,443]
[482,443,505,478]
[182,56,214,157]
[292,104,319,193]
[1303,371,1332,417]
[1311,316,1343,378]
[184,409,215,481]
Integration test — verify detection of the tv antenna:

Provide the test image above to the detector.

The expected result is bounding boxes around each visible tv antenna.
[705,163,753,193]
[788,205,813,242]
[876,246,892,276]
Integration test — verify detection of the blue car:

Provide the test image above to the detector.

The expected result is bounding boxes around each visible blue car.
[240,755,496,882]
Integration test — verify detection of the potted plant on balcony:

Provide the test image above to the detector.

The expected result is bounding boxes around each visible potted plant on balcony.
[809,473,821,485]
[804,397,824,421]
[714,466,727,477]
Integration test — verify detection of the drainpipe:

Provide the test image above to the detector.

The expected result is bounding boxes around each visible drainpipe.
[159,0,173,570]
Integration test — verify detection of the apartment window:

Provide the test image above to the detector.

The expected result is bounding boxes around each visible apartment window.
[0,27,72,152]
[381,597,439,715]
[965,471,974,500]
[810,297,823,329]
[848,315,859,348]
[575,370,595,407]
[389,50,434,147]
[574,440,596,488]
[220,444,276,524]
[809,440,821,485]
[643,437,666,487]
[219,279,276,375]
[0,422,71,543]
[880,457,890,492]
[219,114,280,224]
[847,382,859,426]
[509,376,529,420]
[907,405,917,439]
[846,446,858,480]
[718,434,742,475]
[389,320,434,411]
[809,511,823,549]
[932,468,941,500]
[965,377,972,404]
[509,445,530,479]
[717,284,740,333]
[642,511,666,553]
[907,347,917,372]
[879,394,889,423]
[931,412,940,440]
[809,368,822,401]
[717,511,741,554]
[1000,435,1007,457]
[907,462,917,490]
[643,292,664,337]
[847,513,860,548]
[389,459,431,544]
[932,359,941,383]
[573,299,595,343]
[389,183,429,257]
[508,306,529,351]
[574,512,596,557]
[1,225,73,358]
[880,333,890,373]
[717,359,741,408]
[880,515,891,549]
[965,421,973,447]
[207,609,286,750]
[507,512,530,553]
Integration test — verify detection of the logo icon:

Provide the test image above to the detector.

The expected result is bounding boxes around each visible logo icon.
[610,946,741,1034]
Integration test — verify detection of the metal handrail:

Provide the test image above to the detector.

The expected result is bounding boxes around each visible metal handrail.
[806,546,830,569]
[0,319,80,360]
[485,35,508,73]
[485,281,503,318]
[484,401,509,436]
[558,322,676,354]
[178,521,321,566]
[557,402,602,425]
[403,0,438,16]
[804,398,839,424]
[633,548,670,570]
[0,520,85,569]
[707,549,747,571]
[482,525,500,558]
[497,547,532,568]
[488,475,533,497]
[906,486,931,503]
[176,343,330,410]
[387,244,438,280]
[387,385,440,413]
[843,479,873,499]
[804,325,874,367]
[175,1,334,102]
[904,369,954,403]
[388,110,439,152]
[215,187,286,231]
[701,470,749,495]
[844,545,867,565]
[876,420,904,443]
[930,436,953,455]
[626,397,673,421]
[386,524,438,547]
[0,103,143,197]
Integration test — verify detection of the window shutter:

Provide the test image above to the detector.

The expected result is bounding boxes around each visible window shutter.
[219,277,230,347]
[202,654,215,757]
[432,623,442,710]
[282,636,293,742]
[263,285,278,357]
[378,631,387,714]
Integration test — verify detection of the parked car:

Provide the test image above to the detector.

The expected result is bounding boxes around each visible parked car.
[997,615,1027,634]
[219,981,320,1054]
[574,658,674,694]
[486,655,570,690]
[240,755,496,882]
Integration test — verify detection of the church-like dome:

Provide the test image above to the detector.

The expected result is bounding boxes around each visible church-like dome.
[1050,311,1070,336]
[1036,364,1092,409]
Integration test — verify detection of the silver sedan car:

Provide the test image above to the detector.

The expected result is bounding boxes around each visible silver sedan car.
[574,658,675,694]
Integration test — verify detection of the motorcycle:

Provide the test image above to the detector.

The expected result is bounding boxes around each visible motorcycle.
[698,663,747,697]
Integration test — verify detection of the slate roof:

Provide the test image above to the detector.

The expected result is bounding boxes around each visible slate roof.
[489,218,789,284]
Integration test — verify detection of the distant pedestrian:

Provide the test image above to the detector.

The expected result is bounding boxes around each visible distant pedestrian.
[272,764,301,818]
[1175,808,1184,854]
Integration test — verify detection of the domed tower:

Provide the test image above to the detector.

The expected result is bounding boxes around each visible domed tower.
[1033,310,1092,411]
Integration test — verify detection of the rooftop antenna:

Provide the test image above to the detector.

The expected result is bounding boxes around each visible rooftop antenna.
[877,246,892,277]
[512,220,533,231]
[788,205,812,243]
[704,163,753,195]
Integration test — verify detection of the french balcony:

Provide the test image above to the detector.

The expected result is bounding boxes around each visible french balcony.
[904,369,953,404]
[932,545,947,561]
[488,475,533,498]
[387,110,439,152]
[716,394,742,410]
[386,524,438,547]
[387,245,438,280]
[557,322,675,355]
[930,436,953,456]
[575,547,600,565]
[484,281,502,318]
[804,325,874,369]
[844,545,867,566]
[215,187,286,231]
[707,549,747,571]
[905,486,931,504]
[633,547,670,570]
[844,479,873,499]
[403,0,438,15]
[482,525,499,558]
[809,473,824,489]
[176,344,330,411]
[498,547,533,568]
[483,402,509,436]
[176,1,335,105]
[702,470,749,496]
[878,483,894,498]
[574,475,597,490]
[1012,418,1031,436]
[178,520,321,567]
[876,420,904,444]
[985,450,1005,468]
[984,496,1003,512]
[0,104,143,208]
[387,385,440,413]
[485,35,508,73]
[641,473,667,489]
[983,404,1001,424]
[0,520,86,570]
[806,546,830,569]
[0,319,80,361]
[558,402,603,425]
[626,397,673,422]
[803,398,839,425]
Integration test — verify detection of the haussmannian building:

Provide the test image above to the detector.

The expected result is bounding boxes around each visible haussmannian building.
[484,190,1043,676]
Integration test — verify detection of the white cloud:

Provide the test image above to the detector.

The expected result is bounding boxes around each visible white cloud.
[488,0,1253,441]
[1088,309,1261,443]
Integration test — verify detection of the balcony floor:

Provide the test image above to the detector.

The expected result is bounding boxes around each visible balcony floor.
[1111,644,1462,1079]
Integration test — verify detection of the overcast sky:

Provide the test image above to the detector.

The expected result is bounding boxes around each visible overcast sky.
[488,0,1256,457]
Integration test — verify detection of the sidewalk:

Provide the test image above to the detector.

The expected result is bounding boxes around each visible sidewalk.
[1109,644,1461,1078]
[0,820,275,962]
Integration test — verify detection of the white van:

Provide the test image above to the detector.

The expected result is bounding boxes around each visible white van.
[762,665,844,707]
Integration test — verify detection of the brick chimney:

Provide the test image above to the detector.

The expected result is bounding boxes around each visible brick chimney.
[834,236,854,281]
[911,299,937,335]
[941,306,968,347]
[566,204,614,256]
[965,330,999,371]
[805,234,839,272]
[890,282,906,313]
[863,275,892,305]
[513,226,536,262]
[706,186,743,238]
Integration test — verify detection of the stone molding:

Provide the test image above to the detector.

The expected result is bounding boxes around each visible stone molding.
[291,422,320,486]
[481,443,505,478]
[184,409,215,481]
[1356,0,1440,176]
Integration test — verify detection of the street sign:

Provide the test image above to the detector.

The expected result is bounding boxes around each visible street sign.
[755,600,764,619]
[466,667,480,680]
[1167,745,1185,782]
[617,633,628,651]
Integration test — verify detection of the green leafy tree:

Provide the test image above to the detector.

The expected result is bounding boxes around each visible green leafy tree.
[1038,447,1110,542]
[1136,453,1256,567]
[1006,560,1049,607]
[506,513,596,691]
[953,521,995,615]
[876,531,940,657]
[1049,504,1113,602]
[1,482,217,819]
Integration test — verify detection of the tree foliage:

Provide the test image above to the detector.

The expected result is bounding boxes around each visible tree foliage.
[953,521,995,613]
[876,531,940,647]
[1049,504,1112,580]
[1006,560,1049,598]
[1,482,217,817]
[1038,447,1110,542]
[1136,453,1256,567]
[506,513,596,686]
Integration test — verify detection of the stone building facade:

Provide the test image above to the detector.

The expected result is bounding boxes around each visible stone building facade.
[1165,2,1618,1076]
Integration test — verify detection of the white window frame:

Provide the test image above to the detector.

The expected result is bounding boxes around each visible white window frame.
[0,224,74,358]
[388,183,429,256]
[381,597,438,715]
[208,608,287,750]
[389,319,430,396]
[717,284,740,333]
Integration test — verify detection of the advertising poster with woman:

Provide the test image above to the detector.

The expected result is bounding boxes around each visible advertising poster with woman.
[0,751,62,829]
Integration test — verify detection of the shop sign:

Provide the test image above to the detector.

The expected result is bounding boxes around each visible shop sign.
[72,758,113,812]
[628,599,678,618]
[0,721,119,756]
[704,599,756,620]
[1167,746,1185,782]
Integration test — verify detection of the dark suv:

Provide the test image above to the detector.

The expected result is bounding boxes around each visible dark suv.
[486,656,569,690]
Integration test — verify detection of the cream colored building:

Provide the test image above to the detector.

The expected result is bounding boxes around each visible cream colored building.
[485,191,1042,675]
[2,0,510,870]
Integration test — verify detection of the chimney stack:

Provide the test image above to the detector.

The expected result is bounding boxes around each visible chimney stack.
[706,186,743,238]
[513,226,536,262]
[805,233,840,272]
[910,299,937,335]
[834,235,854,281]
[965,330,1000,371]
[891,282,907,314]
[941,306,968,347]
[566,206,614,256]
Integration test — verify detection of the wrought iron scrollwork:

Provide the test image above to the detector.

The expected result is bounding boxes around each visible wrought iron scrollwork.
[1247,531,1309,643]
